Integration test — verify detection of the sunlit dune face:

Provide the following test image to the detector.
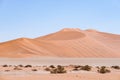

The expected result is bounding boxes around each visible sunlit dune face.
[0,28,120,58]
[42,31,86,40]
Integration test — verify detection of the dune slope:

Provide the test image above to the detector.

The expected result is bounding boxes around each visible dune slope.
[0,28,120,58]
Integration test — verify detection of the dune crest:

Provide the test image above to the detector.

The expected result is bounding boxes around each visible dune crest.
[0,28,120,58]
[85,29,98,32]
[61,28,82,32]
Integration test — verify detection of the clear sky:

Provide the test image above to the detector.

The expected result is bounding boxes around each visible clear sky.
[0,0,120,42]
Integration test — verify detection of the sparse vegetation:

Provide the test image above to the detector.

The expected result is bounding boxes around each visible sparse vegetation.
[111,66,120,69]
[24,65,32,68]
[50,65,67,74]
[80,65,92,71]
[1,64,120,74]
[49,65,55,68]
[18,64,24,67]
[97,66,111,74]
[32,69,37,71]
[3,65,8,67]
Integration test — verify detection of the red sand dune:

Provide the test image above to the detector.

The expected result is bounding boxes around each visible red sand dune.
[0,28,120,58]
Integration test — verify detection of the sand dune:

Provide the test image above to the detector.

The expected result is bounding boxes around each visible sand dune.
[0,28,120,58]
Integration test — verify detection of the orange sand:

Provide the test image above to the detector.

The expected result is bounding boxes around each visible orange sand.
[0,28,120,58]
[0,73,120,80]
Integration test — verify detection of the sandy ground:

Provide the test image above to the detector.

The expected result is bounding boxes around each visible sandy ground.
[0,58,120,66]
[0,58,120,80]
[0,73,120,80]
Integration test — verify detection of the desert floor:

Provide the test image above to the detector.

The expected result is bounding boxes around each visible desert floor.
[0,73,120,80]
[0,58,120,80]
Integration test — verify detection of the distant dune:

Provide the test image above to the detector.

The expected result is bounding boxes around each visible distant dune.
[0,28,120,58]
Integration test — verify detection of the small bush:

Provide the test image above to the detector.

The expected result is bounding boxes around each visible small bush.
[111,66,120,69]
[18,65,24,67]
[32,69,37,71]
[74,65,81,68]
[3,65,8,67]
[81,65,92,71]
[50,68,58,74]
[98,66,111,74]
[50,65,67,74]
[49,65,55,68]
[24,65,32,68]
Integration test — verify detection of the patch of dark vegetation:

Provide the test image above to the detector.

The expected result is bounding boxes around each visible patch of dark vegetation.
[49,65,55,68]
[97,66,111,74]
[24,65,32,68]
[3,65,8,67]
[50,65,67,74]
[32,69,38,71]
[111,66,120,69]
[80,65,92,71]
[18,65,24,67]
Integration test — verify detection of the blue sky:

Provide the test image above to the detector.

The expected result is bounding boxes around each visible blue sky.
[0,0,120,42]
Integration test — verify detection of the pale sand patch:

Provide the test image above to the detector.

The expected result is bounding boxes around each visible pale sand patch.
[0,58,119,66]
[0,73,120,80]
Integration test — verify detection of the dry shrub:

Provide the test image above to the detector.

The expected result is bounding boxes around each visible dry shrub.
[24,65,32,68]
[81,65,92,71]
[111,66,120,69]
[32,69,37,71]
[98,66,111,74]
[50,65,67,74]
[3,65,8,67]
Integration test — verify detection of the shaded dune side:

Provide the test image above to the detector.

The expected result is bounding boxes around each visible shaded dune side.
[0,38,82,58]
[0,38,33,57]
[0,38,60,57]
